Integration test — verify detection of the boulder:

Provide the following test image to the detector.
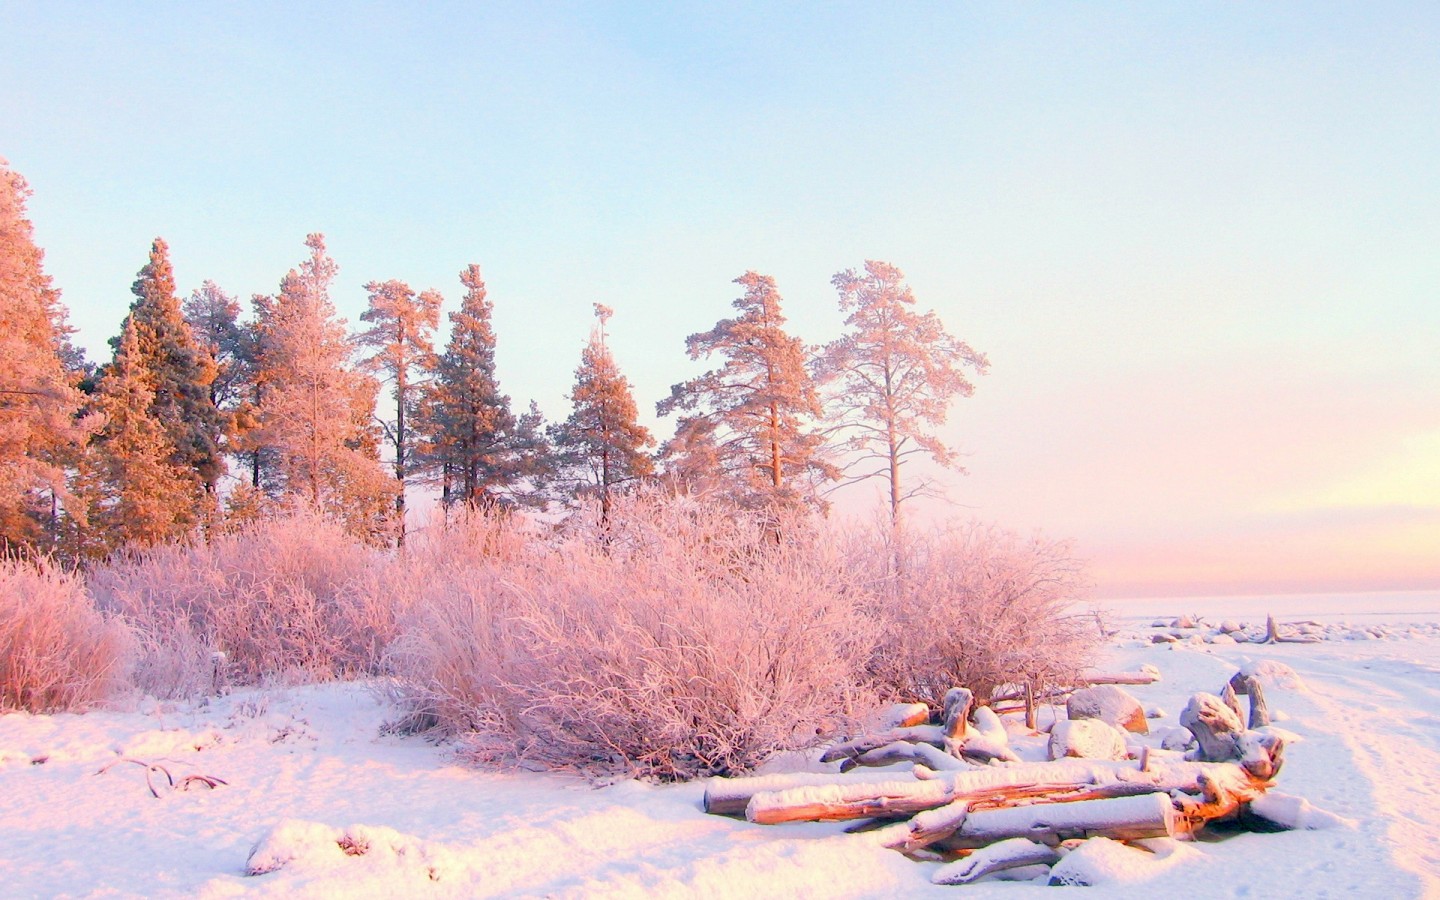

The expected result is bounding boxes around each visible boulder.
[1048,718,1127,761]
[1067,685,1148,734]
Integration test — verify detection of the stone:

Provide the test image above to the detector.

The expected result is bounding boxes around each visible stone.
[1067,685,1148,734]
[1047,719,1128,761]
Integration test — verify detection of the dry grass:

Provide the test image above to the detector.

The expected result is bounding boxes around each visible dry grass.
[855,521,1097,707]
[0,557,133,712]
[90,511,398,696]
[388,493,877,780]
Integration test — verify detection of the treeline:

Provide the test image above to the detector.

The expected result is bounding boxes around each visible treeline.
[2,160,989,559]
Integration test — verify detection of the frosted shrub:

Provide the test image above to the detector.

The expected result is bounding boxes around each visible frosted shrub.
[91,512,395,695]
[858,522,1095,707]
[389,494,875,780]
[0,558,133,712]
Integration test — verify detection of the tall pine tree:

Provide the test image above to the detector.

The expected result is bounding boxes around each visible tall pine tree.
[549,304,654,520]
[83,321,197,553]
[816,260,988,525]
[251,234,395,537]
[418,265,547,510]
[106,238,225,521]
[0,162,94,553]
[356,278,441,540]
[658,271,834,510]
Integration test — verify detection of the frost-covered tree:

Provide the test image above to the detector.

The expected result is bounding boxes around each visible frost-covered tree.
[251,234,394,538]
[419,265,547,509]
[658,271,833,510]
[356,279,441,539]
[0,162,94,552]
[183,280,258,484]
[83,322,197,553]
[816,260,988,525]
[110,238,226,501]
[549,304,654,520]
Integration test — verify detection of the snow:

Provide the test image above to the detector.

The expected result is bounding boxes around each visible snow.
[3,590,1440,897]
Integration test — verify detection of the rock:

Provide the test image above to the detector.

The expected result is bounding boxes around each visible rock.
[1048,719,1127,761]
[1179,693,1244,761]
[1172,615,1198,629]
[1151,619,1169,628]
[1210,633,1236,645]
[1218,620,1243,634]
[1157,726,1194,751]
[1144,706,1165,719]
[1230,632,1251,643]
[1151,633,1178,644]
[1067,685,1148,734]
[1229,659,1306,694]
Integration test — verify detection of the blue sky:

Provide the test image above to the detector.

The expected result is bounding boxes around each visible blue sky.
[3,2,1437,596]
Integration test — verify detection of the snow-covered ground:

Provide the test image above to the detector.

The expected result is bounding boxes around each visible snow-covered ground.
[3,591,1438,898]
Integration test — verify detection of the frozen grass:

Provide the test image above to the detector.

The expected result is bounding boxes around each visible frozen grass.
[388,494,877,780]
[857,522,1096,707]
[91,512,397,696]
[0,557,133,713]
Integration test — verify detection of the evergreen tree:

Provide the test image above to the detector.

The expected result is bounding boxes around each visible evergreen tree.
[356,278,441,539]
[549,304,654,520]
[0,162,94,553]
[658,271,834,509]
[83,322,196,553]
[109,238,225,510]
[183,280,258,492]
[252,234,395,537]
[419,265,546,509]
[816,260,988,525]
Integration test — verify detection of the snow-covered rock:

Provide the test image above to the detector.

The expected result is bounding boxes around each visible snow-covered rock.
[1067,685,1148,734]
[1048,719,1127,761]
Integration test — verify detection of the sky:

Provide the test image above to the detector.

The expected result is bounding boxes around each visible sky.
[2,2,1436,599]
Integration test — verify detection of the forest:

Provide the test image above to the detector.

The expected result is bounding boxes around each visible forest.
[1,158,1091,779]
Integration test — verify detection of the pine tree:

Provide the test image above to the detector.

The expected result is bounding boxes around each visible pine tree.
[83,322,197,553]
[550,304,655,520]
[658,271,834,509]
[0,162,94,553]
[182,280,258,494]
[252,234,395,537]
[816,260,989,525]
[109,238,225,513]
[356,279,441,539]
[418,265,546,510]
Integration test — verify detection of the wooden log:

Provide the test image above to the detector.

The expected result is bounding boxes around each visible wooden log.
[1245,677,1271,728]
[819,726,946,763]
[897,799,970,851]
[703,770,912,817]
[747,778,955,824]
[1024,681,1037,731]
[1265,612,1281,644]
[931,838,1061,885]
[1220,682,1245,722]
[1078,671,1161,686]
[942,688,974,741]
[1172,769,1271,835]
[936,793,1178,850]
[740,757,1258,825]
[838,741,968,773]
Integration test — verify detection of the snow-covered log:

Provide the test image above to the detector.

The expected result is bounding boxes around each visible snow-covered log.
[936,793,1178,850]
[819,726,946,764]
[931,838,1061,885]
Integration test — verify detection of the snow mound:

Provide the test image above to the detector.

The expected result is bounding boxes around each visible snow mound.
[246,819,467,884]
[1047,837,1197,886]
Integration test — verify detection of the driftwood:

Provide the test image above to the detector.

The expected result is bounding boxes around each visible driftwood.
[707,676,1297,884]
[1264,613,1324,644]
[931,838,1061,885]
[938,793,1178,850]
[1246,677,1271,728]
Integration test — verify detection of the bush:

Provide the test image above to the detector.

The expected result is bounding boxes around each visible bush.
[0,558,133,713]
[388,493,876,780]
[91,512,397,696]
[857,522,1095,707]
